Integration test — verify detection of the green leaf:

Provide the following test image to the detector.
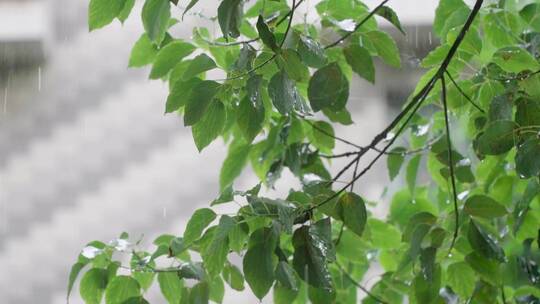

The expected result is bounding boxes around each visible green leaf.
[513,180,540,233]
[467,220,505,261]
[433,0,467,37]
[368,218,401,249]
[515,97,540,128]
[268,71,302,115]
[237,76,265,142]
[308,62,349,112]
[515,138,540,178]
[335,192,367,237]
[413,264,441,304]
[465,252,501,285]
[88,0,124,31]
[521,3,540,31]
[80,268,108,304]
[256,15,279,52]
[189,282,210,304]
[297,36,327,68]
[209,277,225,304]
[475,120,518,155]
[463,195,507,219]
[182,54,217,80]
[489,93,513,122]
[142,0,171,44]
[275,261,299,291]
[375,6,405,35]
[67,262,86,301]
[192,100,226,151]
[492,47,540,73]
[129,34,159,68]
[343,44,375,83]
[118,0,135,23]
[157,272,184,304]
[446,262,475,299]
[222,264,245,291]
[218,0,243,40]
[363,30,401,68]
[279,49,309,82]
[201,216,235,277]
[183,208,217,245]
[165,78,202,113]
[308,120,335,153]
[387,147,406,181]
[243,244,276,299]
[184,80,221,126]
[292,218,335,291]
[406,155,421,195]
[150,41,196,79]
[219,141,250,190]
[105,276,141,304]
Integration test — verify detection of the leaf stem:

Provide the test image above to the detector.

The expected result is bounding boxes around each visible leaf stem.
[279,0,296,48]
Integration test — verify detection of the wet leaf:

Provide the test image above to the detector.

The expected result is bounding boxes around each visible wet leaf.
[142,0,171,44]
[150,41,196,79]
[157,272,184,304]
[467,220,505,261]
[493,47,540,73]
[463,195,507,219]
[308,62,349,112]
[182,53,217,80]
[256,15,279,51]
[183,208,217,245]
[375,6,405,34]
[105,276,141,304]
[218,0,243,40]
[335,192,367,237]
[192,101,226,151]
[184,80,222,126]
[475,120,518,155]
[515,138,540,178]
[343,44,375,83]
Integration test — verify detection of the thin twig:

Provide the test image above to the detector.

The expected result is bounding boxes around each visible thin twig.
[219,54,276,81]
[350,157,360,192]
[324,0,390,49]
[441,75,460,255]
[205,0,305,47]
[335,262,388,304]
[279,0,296,48]
[445,71,485,113]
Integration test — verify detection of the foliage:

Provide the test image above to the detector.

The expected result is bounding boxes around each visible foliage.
[71,0,540,303]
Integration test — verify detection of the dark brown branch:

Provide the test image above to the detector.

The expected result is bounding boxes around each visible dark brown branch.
[324,0,390,49]
[305,0,484,213]
[445,71,485,113]
[441,75,460,255]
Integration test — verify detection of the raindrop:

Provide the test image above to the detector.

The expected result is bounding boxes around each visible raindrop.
[411,199,416,205]
[81,246,102,259]
[384,132,396,141]
[37,66,42,91]
[414,124,430,136]
[457,190,469,200]
[163,207,167,218]
[428,32,432,45]
[456,158,471,167]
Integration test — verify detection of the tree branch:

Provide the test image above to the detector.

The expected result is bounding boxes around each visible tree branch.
[279,0,297,48]
[445,71,485,113]
[305,0,484,214]
[324,0,390,49]
[441,75,460,255]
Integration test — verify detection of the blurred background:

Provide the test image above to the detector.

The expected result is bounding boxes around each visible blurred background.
[0,0,442,303]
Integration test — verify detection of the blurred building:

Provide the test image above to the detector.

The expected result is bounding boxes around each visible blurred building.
[0,0,440,303]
